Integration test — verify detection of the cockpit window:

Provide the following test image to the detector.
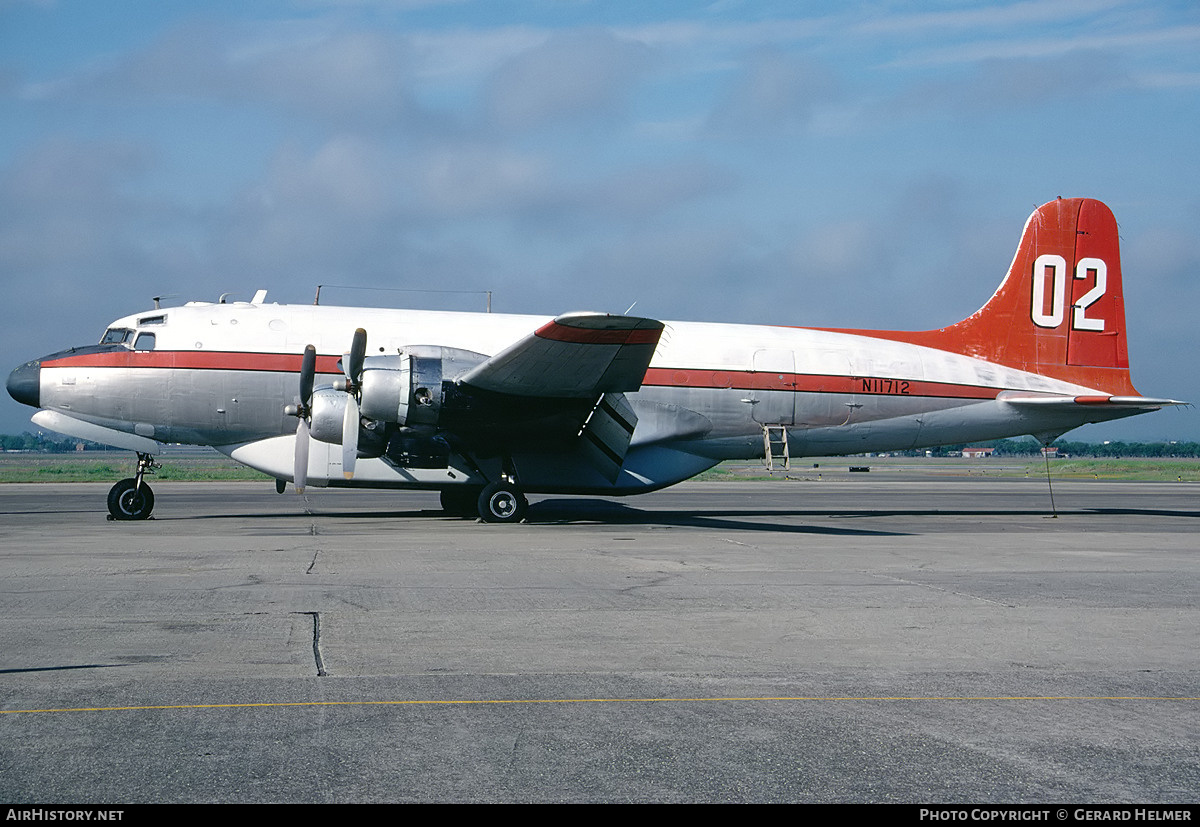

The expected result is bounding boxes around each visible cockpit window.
[101,328,134,345]
[133,333,156,352]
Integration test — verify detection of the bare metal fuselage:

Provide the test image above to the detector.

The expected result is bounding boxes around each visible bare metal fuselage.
[30,299,1136,494]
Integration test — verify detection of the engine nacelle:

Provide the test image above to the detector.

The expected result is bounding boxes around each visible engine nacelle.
[307,387,386,457]
[359,346,486,427]
[309,387,349,444]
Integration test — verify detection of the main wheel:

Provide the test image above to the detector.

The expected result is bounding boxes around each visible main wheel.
[476,482,528,523]
[107,478,155,521]
[440,487,482,518]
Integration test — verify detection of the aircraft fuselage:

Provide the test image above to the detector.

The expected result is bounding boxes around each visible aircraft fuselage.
[21,298,1135,495]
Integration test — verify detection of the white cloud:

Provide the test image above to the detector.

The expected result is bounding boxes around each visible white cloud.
[23,22,426,128]
[706,48,840,136]
[483,29,654,131]
[888,22,1200,68]
[411,144,552,215]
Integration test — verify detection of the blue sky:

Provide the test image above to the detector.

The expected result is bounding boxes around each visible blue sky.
[2,0,1197,441]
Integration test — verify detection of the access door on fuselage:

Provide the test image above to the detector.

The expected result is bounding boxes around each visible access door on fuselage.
[749,348,795,425]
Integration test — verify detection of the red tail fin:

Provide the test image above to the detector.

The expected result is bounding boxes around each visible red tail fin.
[852,198,1139,395]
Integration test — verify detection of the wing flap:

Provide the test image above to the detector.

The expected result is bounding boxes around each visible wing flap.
[458,312,664,398]
[578,393,638,483]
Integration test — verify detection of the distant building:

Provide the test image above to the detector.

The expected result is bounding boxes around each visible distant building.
[962,447,995,458]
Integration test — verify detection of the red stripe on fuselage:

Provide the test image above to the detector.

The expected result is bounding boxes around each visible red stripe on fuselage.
[43,350,1003,401]
[641,367,999,400]
[42,350,344,375]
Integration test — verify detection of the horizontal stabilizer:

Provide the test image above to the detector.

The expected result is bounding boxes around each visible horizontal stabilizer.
[999,392,1186,409]
[459,312,664,398]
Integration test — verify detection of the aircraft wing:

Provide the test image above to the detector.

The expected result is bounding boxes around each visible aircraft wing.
[450,313,663,482]
[457,312,665,398]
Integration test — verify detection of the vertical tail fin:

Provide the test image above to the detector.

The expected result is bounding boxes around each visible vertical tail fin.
[864,198,1140,395]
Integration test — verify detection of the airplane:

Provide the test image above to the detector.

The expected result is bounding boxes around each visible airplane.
[5,197,1183,523]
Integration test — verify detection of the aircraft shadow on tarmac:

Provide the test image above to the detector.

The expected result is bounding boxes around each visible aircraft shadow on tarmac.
[521,499,910,535]
[301,498,920,536]
[152,497,908,536]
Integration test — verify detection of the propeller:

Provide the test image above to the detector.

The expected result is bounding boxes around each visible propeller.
[341,328,367,479]
[285,345,318,493]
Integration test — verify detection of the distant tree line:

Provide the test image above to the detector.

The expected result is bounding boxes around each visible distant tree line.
[0,432,101,452]
[917,438,1200,458]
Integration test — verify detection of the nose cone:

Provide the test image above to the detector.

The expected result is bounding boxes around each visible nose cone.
[7,360,40,408]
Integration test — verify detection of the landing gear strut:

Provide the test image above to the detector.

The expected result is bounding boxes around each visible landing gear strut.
[107,452,158,521]
[440,450,529,522]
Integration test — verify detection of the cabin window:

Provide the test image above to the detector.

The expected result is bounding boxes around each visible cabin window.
[133,333,157,351]
[137,314,166,326]
[101,328,134,345]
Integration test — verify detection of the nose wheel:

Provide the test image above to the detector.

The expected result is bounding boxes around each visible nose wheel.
[106,452,158,521]
[107,478,155,520]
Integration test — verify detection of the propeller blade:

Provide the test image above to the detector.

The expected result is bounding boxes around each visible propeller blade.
[342,394,359,479]
[346,328,367,383]
[294,417,310,494]
[299,345,316,405]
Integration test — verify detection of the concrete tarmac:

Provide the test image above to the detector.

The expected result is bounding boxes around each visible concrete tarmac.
[0,477,1197,803]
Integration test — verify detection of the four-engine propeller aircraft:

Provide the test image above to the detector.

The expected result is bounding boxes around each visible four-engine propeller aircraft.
[6,197,1182,522]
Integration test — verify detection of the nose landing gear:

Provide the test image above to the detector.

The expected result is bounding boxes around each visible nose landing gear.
[107,452,158,521]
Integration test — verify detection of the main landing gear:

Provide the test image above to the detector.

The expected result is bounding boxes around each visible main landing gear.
[439,479,529,523]
[107,452,158,521]
[477,481,528,523]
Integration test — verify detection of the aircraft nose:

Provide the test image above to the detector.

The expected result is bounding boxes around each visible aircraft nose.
[7,359,40,408]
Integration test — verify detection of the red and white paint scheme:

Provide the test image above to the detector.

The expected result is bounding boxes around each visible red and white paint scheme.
[6,197,1181,521]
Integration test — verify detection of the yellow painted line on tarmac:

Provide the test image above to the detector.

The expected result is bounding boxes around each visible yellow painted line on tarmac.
[2,695,1197,715]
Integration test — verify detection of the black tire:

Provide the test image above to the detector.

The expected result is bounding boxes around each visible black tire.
[440,487,482,518]
[107,478,154,521]
[476,482,527,523]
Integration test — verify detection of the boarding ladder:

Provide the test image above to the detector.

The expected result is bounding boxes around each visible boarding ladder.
[762,425,790,472]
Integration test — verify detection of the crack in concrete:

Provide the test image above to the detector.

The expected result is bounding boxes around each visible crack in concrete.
[294,611,327,676]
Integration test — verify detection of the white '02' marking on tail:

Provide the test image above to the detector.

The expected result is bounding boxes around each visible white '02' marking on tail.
[1030,254,1107,331]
